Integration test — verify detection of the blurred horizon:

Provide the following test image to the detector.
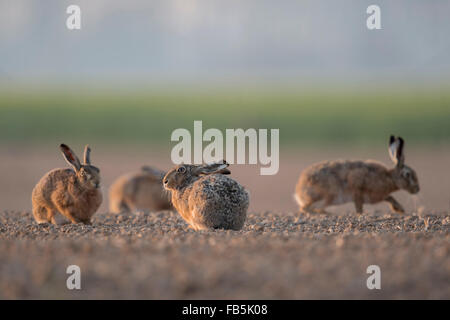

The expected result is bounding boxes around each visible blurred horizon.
[1,84,450,147]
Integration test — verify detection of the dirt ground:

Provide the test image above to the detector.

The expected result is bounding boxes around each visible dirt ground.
[0,146,449,299]
[0,210,448,299]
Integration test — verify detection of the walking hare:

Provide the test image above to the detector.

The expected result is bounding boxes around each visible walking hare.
[32,144,102,225]
[163,160,249,230]
[295,136,420,214]
[109,166,172,213]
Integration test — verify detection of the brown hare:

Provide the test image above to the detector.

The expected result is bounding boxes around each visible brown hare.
[163,160,249,231]
[32,144,102,225]
[295,136,420,214]
[109,166,172,213]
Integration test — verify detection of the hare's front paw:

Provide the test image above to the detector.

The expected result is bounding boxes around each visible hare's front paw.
[386,196,405,214]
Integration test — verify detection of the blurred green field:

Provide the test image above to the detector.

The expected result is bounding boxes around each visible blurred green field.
[1,85,449,146]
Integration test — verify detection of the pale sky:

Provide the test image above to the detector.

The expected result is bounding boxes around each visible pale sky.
[1,0,449,83]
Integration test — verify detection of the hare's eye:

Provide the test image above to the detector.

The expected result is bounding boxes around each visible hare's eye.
[404,171,410,178]
[177,166,186,173]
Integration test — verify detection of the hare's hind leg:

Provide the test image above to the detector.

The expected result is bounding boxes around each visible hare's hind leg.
[110,197,130,214]
[32,205,51,224]
[34,205,69,225]
[312,199,334,214]
[300,199,331,214]
[312,194,337,214]
[296,191,333,214]
[302,192,336,214]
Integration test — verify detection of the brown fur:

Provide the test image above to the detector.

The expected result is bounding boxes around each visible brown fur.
[295,136,420,214]
[31,144,102,224]
[109,166,172,213]
[163,161,248,231]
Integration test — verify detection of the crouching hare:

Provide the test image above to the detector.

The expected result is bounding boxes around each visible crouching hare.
[32,144,102,225]
[295,136,420,214]
[109,166,172,213]
[163,161,249,230]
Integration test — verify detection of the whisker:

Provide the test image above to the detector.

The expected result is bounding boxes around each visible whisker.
[162,188,173,203]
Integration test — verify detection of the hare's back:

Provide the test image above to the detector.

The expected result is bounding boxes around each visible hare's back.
[32,168,75,203]
[192,174,249,205]
[300,160,387,187]
[34,168,75,191]
[120,172,163,195]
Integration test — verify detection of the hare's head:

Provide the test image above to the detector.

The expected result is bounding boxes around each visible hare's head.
[60,144,101,190]
[388,136,419,194]
[163,160,230,191]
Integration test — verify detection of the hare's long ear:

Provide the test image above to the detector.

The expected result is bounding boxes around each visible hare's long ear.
[141,166,165,178]
[388,136,405,167]
[83,145,91,165]
[60,144,81,171]
[141,165,159,174]
[193,160,230,176]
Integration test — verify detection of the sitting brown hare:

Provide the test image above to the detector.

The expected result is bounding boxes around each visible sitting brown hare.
[163,161,249,231]
[32,144,102,225]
